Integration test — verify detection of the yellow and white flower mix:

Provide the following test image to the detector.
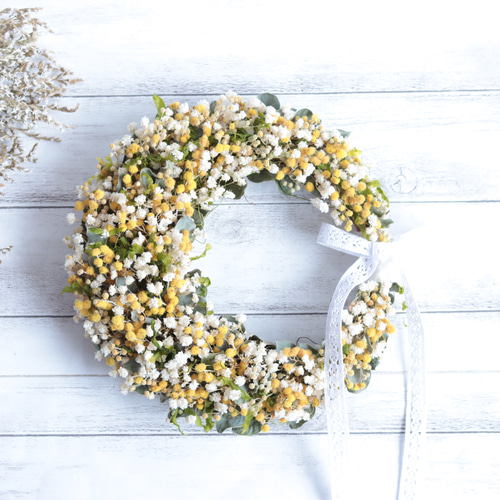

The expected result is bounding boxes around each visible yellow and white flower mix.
[64,92,401,435]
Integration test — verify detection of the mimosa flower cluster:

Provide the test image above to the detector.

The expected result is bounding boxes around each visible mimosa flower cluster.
[64,92,400,434]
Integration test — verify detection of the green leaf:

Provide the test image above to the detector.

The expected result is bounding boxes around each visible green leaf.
[87,227,107,244]
[170,409,186,436]
[116,173,126,192]
[115,276,139,293]
[192,207,208,229]
[257,92,280,110]
[221,315,245,333]
[122,359,141,373]
[203,415,214,433]
[275,340,295,351]
[317,163,331,171]
[342,344,350,356]
[232,418,262,436]
[129,244,144,257]
[338,129,351,138]
[247,169,276,183]
[220,377,251,401]
[380,218,393,228]
[140,168,155,188]
[153,94,166,117]
[295,108,313,120]
[190,242,212,261]
[346,367,372,393]
[157,252,173,273]
[209,100,217,114]
[376,186,390,205]
[176,216,196,237]
[347,148,362,157]
[135,385,147,395]
[275,179,295,196]
[215,413,244,434]
[223,181,247,200]
[109,227,124,237]
[288,406,316,429]
[287,418,308,430]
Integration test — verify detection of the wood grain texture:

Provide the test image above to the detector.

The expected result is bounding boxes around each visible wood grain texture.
[8,0,500,95]
[2,92,500,207]
[0,434,498,500]
[1,372,498,435]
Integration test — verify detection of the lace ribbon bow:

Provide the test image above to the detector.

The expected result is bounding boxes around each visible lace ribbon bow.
[317,222,426,500]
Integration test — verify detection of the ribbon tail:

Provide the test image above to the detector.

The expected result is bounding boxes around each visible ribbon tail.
[398,272,427,500]
[326,255,380,500]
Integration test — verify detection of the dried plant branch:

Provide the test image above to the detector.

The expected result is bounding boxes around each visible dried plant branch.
[0,7,80,261]
[0,7,81,194]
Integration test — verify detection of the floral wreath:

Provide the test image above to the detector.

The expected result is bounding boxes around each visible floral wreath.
[64,92,403,435]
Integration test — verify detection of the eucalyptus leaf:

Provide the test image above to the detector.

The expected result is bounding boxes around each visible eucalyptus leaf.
[123,359,141,373]
[297,342,319,355]
[176,216,197,236]
[178,292,194,306]
[288,406,316,429]
[346,367,372,393]
[135,385,146,395]
[116,173,126,192]
[287,418,308,430]
[391,283,404,295]
[221,315,245,333]
[364,333,374,354]
[86,227,107,244]
[115,276,139,293]
[247,169,276,183]
[338,129,351,138]
[215,413,244,434]
[369,356,381,370]
[223,181,247,200]
[209,100,216,114]
[232,418,262,436]
[257,92,280,111]
[295,108,313,120]
[275,179,297,197]
[275,340,296,351]
[347,366,362,385]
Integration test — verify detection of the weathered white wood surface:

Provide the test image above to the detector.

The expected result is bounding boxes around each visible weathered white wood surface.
[2,1,499,499]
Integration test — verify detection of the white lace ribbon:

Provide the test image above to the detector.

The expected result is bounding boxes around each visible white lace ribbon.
[317,222,426,500]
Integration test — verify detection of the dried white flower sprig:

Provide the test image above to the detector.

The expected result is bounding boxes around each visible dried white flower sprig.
[0,7,80,258]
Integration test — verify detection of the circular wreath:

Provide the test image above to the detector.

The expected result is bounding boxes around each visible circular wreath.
[64,92,402,435]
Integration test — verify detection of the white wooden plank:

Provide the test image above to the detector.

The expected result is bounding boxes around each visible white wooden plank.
[0,372,497,435]
[2,92,500,207]
[0,433,498,499]
[0,203,498,316]
[1,312,498,375]
[7,0,500,95]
